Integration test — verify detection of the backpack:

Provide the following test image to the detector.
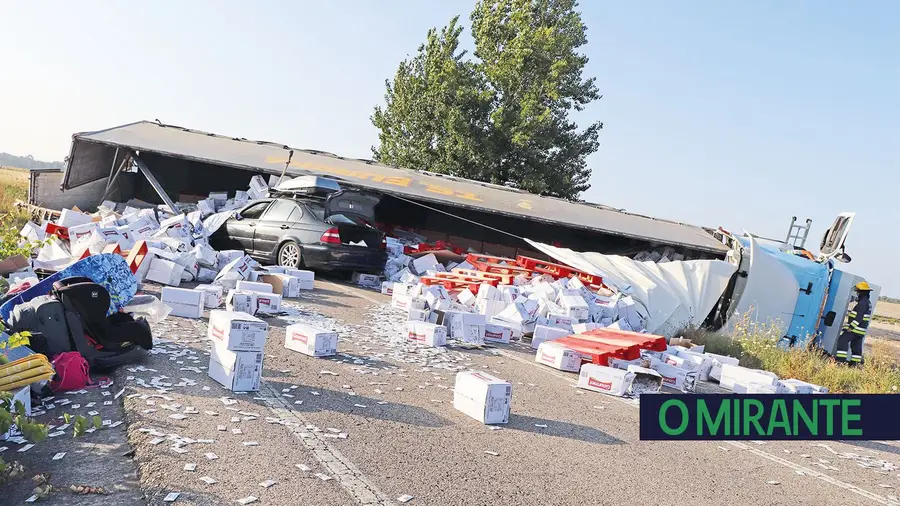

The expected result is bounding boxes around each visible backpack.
[7,295,80,356]
[49,352,91,392]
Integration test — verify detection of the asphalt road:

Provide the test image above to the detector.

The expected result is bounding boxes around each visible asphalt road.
[4,278,900,505]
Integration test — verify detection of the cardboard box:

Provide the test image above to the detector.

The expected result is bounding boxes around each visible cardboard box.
[530,325,570,349]
[380,281,394,295]
[408,308,430,322]
[482,324,512,344]
[477,299,506,319]
[475,284,502,303]
[281,269,313,289]
[352,272,381,287]
[661,352,702,374]
[215,255,255,283]
[560,295,590,320]
[192,243,218,268]
[707,353,740,382]
[535,341,582,372]
[546,313,576,331]
[486,320,523,341]
[209,192,228,208]
[449,313,486,344]
[626,365,664,397]
[284,323,338,357]
[733,382,778,394]
[260,274,301,298]
[411,253,439,275]
[226,290,258,316]
[208,346,263,392]
[236,280,273,293]
[609,357,644,371]
[578,364,634,396]
[145,258,184,286]
[718,364,778,392]
[668,337,705,353]
[161,287,204,319]
[649,358,698,392]
[58,209,93,228]
[776,379,829,394]
[392,292,426,311]
[411,322,447,347]
[675,349,713,381]
[208,310,268,351]
[255,292,282,313]
[457,288,477,308]
[572,322,602,334]
[453,371,512,425]
[196,284,224,309]
[217,250,245,270]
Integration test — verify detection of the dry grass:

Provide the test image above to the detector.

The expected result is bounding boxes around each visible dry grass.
[876,301,900,320]
[682,316,900,394]
[0,167,31,230]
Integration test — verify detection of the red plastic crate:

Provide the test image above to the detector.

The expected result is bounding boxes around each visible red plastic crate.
[552,337,630,366]
[567,333,641,360]
[583,328,667,352]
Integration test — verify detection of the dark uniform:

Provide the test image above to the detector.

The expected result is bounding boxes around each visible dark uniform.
[835,290,872,365]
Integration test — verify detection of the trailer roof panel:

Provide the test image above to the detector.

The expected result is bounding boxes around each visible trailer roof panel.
[67,121,728,254]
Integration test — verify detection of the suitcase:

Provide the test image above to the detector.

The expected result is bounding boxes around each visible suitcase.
[7,295,76,356]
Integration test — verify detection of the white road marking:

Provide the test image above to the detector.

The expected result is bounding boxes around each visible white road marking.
[257,380,395,506]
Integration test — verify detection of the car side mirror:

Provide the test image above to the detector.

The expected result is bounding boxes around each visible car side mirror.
[824,311,836,327]
[234,214,243,221]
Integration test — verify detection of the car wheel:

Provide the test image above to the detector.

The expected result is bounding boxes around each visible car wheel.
[278,241,302,269]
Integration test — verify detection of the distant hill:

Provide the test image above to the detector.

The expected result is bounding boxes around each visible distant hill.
[0,152,64,170]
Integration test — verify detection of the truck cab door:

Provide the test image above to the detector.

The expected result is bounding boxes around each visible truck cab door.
[819,212,855,262]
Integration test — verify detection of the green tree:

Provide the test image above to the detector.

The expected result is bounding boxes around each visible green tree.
[372,0,601,200]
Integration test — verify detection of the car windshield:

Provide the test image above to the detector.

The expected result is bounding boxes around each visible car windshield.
[303,201,369,226]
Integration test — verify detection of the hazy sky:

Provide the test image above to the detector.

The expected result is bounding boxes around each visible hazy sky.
[1,1,897,295]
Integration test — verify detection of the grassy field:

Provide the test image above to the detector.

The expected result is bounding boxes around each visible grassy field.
[876,300,900,320]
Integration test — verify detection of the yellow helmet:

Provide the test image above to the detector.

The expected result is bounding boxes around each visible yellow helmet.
[855,281,872,291]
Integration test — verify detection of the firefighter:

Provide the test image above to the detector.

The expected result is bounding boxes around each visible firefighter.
[835,281,873,366]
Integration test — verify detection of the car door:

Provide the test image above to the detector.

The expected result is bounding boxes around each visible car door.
[253,199,301,260]
[224,200,271,252]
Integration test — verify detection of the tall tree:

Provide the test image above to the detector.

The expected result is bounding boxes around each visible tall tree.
[372,0,601,200]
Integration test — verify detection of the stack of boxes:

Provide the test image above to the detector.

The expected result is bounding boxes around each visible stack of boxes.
[207,310,268,392]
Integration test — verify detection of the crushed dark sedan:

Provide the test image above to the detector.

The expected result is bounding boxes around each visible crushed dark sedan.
[209,177,387,273]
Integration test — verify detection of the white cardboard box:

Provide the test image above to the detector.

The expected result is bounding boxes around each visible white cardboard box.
[477,299,507,319]
[560,295,590,320]
[675,349,713,381]
[380,281,394,295]
[776,378,829,394]
[236,280,273,293]
[145,258,184,286]
[530,325,571,349]
[457,289,477,308]
[407,308,430,322]
[719,364,777,391]
[578,364,634,396]
[733,381,778,394]
[546,313,576,331]
[535,341,581,372]
[650,358,698,392]
[661,352,702,374]
[626,365,664,396]
[57,209,93,228]
[260,274,301,298]
[196,284,224,309]
[255,292,282,313]
[2,386,32,440]
[572,322,601,334]
[411,322,447,347]
[449,313,486,344]
[161,287,204,319]
[352,273,381,286]
[284,269,314,290]
[226,290,258,315]
[453,371,512,425]
[482,324,512,344]
[284,323,338,357]
[208,346,263,392]
[707,353,741,382]
[411,253,439,275]
[208,310,268,352]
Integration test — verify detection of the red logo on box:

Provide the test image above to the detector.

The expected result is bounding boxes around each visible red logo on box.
[662,376,676,385]
[211,326,224,340]
[259,297,271,305]
[291,332,309,344]
[587,377,612,391]
[665,357,678,366]
[539,352,556,364]
[484,331,502,340]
